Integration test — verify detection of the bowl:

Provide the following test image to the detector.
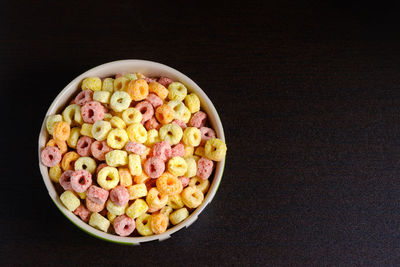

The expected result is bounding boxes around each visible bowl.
[38,59,226,244]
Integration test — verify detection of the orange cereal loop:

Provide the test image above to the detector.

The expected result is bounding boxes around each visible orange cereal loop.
[150,213,168,234]
[126,79,149,101]
[61,151,80,171]
[156,172,183,196]
[53,121,70,142]
[134,172,150,184]
[155,104,174,125]
[119,167,133,187]
[148,81,169,100]
[46,139,67,155]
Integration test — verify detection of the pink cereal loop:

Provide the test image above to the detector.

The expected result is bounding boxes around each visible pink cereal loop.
[179,176,189,188]
[144,77,158,83]
[144,157,165,178]
[110,186,130,207]
[125,141,147,155]
[189,111,207,128]
[197,157,214,180]
[41,146,62,167]
[152,141,172,162]
[86,197,105,213]
[146,93,163,109]
[200,127,216,146]
[172,119,187,130]
[86,185,109,205]
[113,215,135,237]
[74,90,93,106]
[171,143,185,158]
[59,170,74,190]
[81,101,105,123]
[144,116,160,131]
[70,170,93,193]
[76,136,94,157]
[135,101,154,124]
[158,77,173,88]
[91,140,112,161]
[74,204,91,222]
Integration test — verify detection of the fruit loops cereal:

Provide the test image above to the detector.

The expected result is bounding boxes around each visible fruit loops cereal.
[41,73,227,237]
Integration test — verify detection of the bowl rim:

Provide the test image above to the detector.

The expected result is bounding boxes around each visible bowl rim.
[38,59,226,244]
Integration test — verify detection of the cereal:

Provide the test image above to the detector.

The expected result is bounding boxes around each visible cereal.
[179,176,190,188]
[204,138,227,161]
[194,146,206,158]
[146,93,163,109]
[61,151,79,171]
[127,79,149,101]
[135,101,154,123]
[168,100,191,123]
[86,197,106,213]
[168,82,187,101]
[67,127,81,148]
[103,113,112,121]
[182,127,201,147]
[110,116,126,129]
[136,213,153,236]
[62,104,83,125]
[110,186,129,206]
[89,212,110,232]
[152,141,171,162]
[107,212,116,224]
[73,204,91,222]
[102,77,114,93]
[183,145,194,157]
[156,172,183,196]
[91,120,112,141]
[150,213,168,234]
[157,77,173,88]
[80,123,93,138]
[81,101,105,123]
[121,107,142,125]
[184,93,200,113]
[126,199,148,219]
[76,136,94,157]
[127,183,148,200]
[106,199,127,216]
[86,185,109,205]
[145,129,160,146]
[146,187,168,210]
[113,215,135,236]
[105,150,128,167]
[149,81,169,100]
[167,194,184,209]
[53,121,70,142]
[169,208,189,225]
[126,123,147,144]
[46,114,62,135]
[107,128,129,149]
[60,190,81,212]
[167,156,187,177]
[97,166,120,190]
[144,157,165,178]
[96,163,107,175]
[160,206,173,217]
[199,127,216,146]
[155,104,174,124]
[90,140,112,161]
[171,143,185,158]
[74,90,93,106]
[59,170,74,190]
[46,139,67,155]
[117,167,132,187]
[196,157,213,180]
[49,164,62,183]
[189,177,210,194]
[188,111,207,128]
[128,154,142,176]
[93,90,111,104]
[114,76,130,91]
[82,77,102,91]
[74,156,97,174]
[181,186,204,208]
[70,170,92,193]
[125,141,147,155]
[124,73,138,80]
[110,91,131,112]
[144,116,160,131]
[184,156,197,178]
[159,123,183,145]
[172,119,187,130]
[41,146,62,167]
[134,172,150,184]
[77,192,86,199]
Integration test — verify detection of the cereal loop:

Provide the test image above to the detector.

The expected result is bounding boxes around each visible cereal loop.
[86,197,105,213]
[204,138,227,161]
[127,79,149,101]
[171,143,185,158]
[148,81,169,100]
[121,107,142,125]
[110,186,130,207]
[135,101,154,124]
[97,166,120,190]
[136,213,153,236]
[150,213,168,234]
[113,215,135,236]
[59,170,74,190]
[74,90,93,106]
[53,121,70,142]
[90,140,112,161]
[41,146,62,167]
[144,117,160,131]
[155,104,174,124]
[157,77,173,88]
[86,185,109,205]
[144,157,165,178]
[156,172,183,196]
[81,101,105,123]
[188,111,207,128]
[152,141,171,162]
[196,157,214,180]
[146,93,163,109]
[200,127,216,145]
[76,136,94,157]
[61,151,80,171]
[70,170,92,193]
[159,123,183,145]
[181,186,204,209]
[46,139,67,155]
[125,141,147,155]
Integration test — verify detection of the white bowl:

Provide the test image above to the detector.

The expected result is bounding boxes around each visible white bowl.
[38,60,226,244]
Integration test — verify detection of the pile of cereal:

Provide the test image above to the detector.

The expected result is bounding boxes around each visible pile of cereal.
[40,73,227,237]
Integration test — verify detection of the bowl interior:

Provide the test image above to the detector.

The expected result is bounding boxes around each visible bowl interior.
[38,60,225,244]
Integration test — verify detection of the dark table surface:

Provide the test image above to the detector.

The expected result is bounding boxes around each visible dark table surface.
[2,1,400,266]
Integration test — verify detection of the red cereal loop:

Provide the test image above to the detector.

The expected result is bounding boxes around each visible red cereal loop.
[158,77,173,88]
[73,204,91,222]
[172,119,187,130]
[179,176,189,188]
[144,116,160,131]
[146,93,163,109]
[41,146,62,167]
[197,157,214,180]
[144,77,158,83]
[91,140,112,161]
[144,157,165,178]
[199,127,216,146]
[81,101,105,123]
[86,197,105,213]
[74,90,93,106]
[135,101,154,124]
[113,215,135,236]
[152,141,172,162]
[96,163,108,176]
[86,185,109,205]
[171,143,185,158]
[110,186,130,207]
[59,170,74,190]
[76,136,94,157]
[125,141,147,155]
[70,170,92,193]
[189,111,207,128]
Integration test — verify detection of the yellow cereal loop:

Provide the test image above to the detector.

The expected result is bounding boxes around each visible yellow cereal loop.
[181,186,204,208]
[93,90,111,104]
[168,100,191,123]
[102,77,115,93]
[124,73,138,80]
[77,192,86,199]
[169,208,189,225]
[67,127,81,148]
[89,212,110,232]
[149,81,169,100]
[184,156,197,178]
[62,104,83,125]
[74,156,97,174]
[118,167,132,187]
[113,76,129,91]
[53,121,70,142]
[194,146,206,158]
[110,116,126,129]
[126,199,148,219]
[126,123,147,144]
[136,213,153,236]
[189,177,210,194]
[91,120,111,141]
[151,213,169,234]
[160,206,173,216]
[167,156,187,177]
[61,151,80,171]
[184,145,194,157]
[127,183,148,200]
[128,154,142,176]
[167,194,184,209]
[60,190,80,211]
[106,199,127,216]
[49,164,62,183]
[82,77,102,91]
[107,211,116,224]
[46,139,67,155]
[144,129,160,146]
[182,127,201,147]
[184,93,200,113]
[105,150,128,167]
[205,138,227,161]
[159,124,183,145]
[146,187,168,210]
[80,123,94,138]
[168,82,187,101]
[107,128,129,149]
[97,166,119,190]
[122,108,142,125]
[134,172,150,184]
[135,72,146,79]
[46,114,62,135]
[156,172,183,196]
[110,91,131,112]
[126,79,149,101]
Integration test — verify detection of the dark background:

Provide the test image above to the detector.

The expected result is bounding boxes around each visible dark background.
[2,0,400,266]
